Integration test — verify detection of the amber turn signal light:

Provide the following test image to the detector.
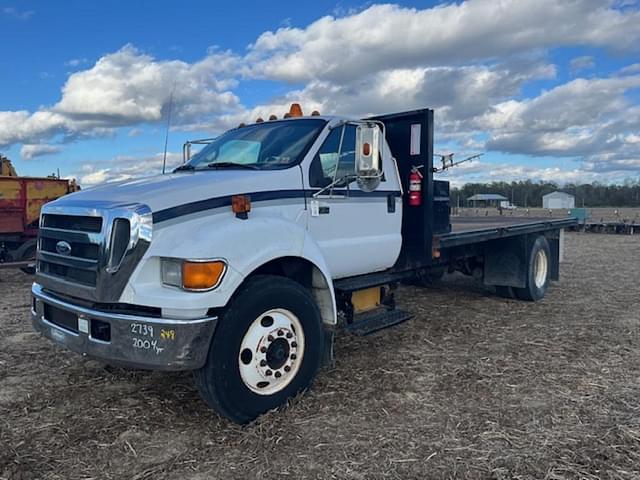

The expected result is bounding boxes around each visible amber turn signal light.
[232,195,251,215]
[182,261,226,290]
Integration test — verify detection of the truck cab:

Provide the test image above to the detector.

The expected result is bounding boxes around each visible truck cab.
[31,106,574,423]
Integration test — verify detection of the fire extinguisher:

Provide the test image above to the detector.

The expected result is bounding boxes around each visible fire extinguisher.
[409,166,423,206]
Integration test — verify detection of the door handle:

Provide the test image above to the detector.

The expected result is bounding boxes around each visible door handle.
[387,194,396,213]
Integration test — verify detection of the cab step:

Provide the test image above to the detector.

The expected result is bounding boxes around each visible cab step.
[334,270,414,293]
[344,308,413,336]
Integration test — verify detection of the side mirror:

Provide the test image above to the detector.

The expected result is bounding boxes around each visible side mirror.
[355,125,383,192]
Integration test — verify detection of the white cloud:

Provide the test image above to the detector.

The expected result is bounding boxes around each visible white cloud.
[0,45,241,148]
[0,110,68,147]
[206,60,556,134]
[440,159,632,187]
[570,55,595,74]
[2,7,34,20]
[64,58,88,67]
[55,45,240,125]
[75,152,183,186]
[20,144,62,160]
[247,0,640,83]
[619,63,640,75]
[2,0,640,185]
[482,75,640,159]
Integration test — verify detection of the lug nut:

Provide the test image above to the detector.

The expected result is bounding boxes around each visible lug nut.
[260,360,267,367]
[286,332,293,339]
[278,329,284,336]
[260,346,267,353]
[267,335,274,342]
[284,366,291,372]
[290,354,297,360]
[291,341,297,348]
[265,369,272,376]
[275,371,282,378]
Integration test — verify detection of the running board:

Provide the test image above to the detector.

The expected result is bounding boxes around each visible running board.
[334,270,414,293]
[344,308,413,336]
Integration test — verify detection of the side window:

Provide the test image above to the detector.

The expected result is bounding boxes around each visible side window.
[309,125,356,187]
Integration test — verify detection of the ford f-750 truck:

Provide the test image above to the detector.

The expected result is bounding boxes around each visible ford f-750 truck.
[31,106,576,423]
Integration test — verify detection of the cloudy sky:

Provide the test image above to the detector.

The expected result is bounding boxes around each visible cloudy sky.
[1,0,639,187]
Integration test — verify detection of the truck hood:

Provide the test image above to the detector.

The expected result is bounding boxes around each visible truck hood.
[49,169,303,214]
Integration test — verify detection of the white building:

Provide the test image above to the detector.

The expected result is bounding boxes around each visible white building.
[543,191,575,209]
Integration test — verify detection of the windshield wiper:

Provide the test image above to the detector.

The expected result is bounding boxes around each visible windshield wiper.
[206,161,260,170]
[173,164,195,172]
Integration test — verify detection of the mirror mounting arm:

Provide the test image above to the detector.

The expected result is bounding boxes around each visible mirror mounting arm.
[312,175,356,198]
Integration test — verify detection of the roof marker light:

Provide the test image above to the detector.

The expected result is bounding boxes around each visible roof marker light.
[288,103,303,117]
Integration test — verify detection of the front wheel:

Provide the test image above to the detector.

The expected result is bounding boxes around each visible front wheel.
[194,275,324,424]
[513,236,551,301]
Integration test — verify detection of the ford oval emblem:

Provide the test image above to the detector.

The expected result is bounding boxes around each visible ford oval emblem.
[55,240,72,256]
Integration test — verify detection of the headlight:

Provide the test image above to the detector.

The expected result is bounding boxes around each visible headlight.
[161,258,227,291]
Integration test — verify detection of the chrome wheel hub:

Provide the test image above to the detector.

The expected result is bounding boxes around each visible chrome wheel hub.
[533,249,548,289]
[238,308,304,395]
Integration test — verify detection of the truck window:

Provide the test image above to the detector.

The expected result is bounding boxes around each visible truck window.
[309,125,356,187]
[186,119,326,170]
[217,140,261,165]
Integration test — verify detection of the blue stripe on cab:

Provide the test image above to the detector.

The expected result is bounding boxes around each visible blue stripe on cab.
[152,189,401,223]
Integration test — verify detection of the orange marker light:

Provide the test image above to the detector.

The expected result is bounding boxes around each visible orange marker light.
[182,261,226,290]
[311,110,320,116]
[269,114,278,121]
[289,103,303,117]
[256,117,264,123]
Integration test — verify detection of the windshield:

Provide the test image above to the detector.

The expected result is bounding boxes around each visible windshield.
[184,119,326,171]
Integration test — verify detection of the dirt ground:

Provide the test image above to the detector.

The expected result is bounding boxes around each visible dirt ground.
[1,233,639,480]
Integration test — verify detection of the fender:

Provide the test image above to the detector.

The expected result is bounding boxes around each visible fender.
[120,210,337,324]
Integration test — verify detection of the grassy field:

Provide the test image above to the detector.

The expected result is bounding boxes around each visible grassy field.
[1,233,639,479]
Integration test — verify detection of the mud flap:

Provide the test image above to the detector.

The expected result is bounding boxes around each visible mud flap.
[483,235,528,288]
[322,328,335,367]
[545,230,561,281]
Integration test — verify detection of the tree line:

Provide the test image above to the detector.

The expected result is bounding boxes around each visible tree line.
[450,179,640,208]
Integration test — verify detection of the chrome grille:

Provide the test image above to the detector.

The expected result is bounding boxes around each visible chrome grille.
[41,214,102,233]
[36,203,152,303]
[38,214,102,287]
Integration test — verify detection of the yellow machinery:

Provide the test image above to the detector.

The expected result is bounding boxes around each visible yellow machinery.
[0,155,79,272]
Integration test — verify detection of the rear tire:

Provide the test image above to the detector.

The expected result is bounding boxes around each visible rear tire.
[194,275,324,424]
[513,236,551,302]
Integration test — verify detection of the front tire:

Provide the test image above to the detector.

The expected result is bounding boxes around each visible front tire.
[194,275,324,424]
[513,236,551,301]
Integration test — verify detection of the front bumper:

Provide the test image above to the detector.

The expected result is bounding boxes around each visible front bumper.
[31,283,217,370]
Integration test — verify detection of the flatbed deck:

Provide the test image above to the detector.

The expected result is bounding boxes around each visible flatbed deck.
[334,217,576,293]
[440,216,577,248]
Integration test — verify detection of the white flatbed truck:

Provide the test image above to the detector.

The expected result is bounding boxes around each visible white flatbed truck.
[31,107,576,423]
